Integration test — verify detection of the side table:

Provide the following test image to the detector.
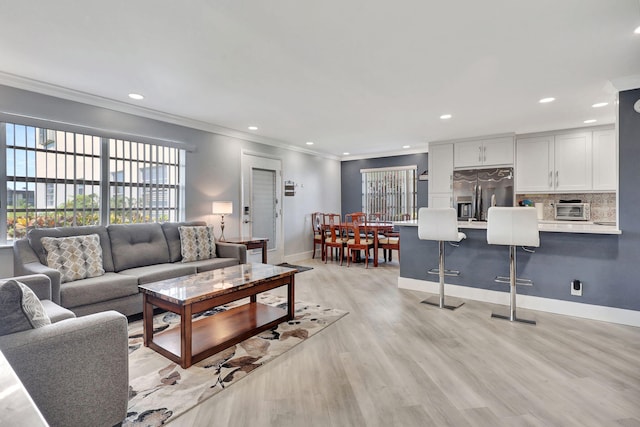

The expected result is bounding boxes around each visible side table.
[223,237,269,263]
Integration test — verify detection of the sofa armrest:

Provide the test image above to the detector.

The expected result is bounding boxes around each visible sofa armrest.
[0,311,128,427]
[13,239,62,304]
[8,274,53,301]
[216,242,247,264]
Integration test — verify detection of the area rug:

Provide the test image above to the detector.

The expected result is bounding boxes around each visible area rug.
[277,262,313,273]
[124,294,346,426]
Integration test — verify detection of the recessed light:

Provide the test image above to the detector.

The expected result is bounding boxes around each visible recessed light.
[343,152,350,156]
[248,126,258,131]
[403,145,411,149]
[128,93,144,100]
[634,25,640,34]
[539,97,555,103]
[440,114,452,120]
[306,141,314,145]
[592,102,608,108]
[584,119,597,124]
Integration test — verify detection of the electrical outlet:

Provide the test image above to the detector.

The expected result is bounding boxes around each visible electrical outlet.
[571,279,582,297]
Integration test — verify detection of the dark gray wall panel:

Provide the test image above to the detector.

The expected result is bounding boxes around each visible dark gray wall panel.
[340,153,428,216]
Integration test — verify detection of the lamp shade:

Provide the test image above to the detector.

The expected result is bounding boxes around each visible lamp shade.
[212,201,233,215]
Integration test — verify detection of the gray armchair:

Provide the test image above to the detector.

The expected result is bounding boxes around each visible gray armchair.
[0,274,128,427]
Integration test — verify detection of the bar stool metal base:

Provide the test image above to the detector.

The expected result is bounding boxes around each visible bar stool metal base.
[491,245,536,325]
[490,312,536,325]
[422,297,464,310]
[422,241,464,311]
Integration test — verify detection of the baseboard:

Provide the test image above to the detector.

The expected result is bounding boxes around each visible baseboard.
[398,276,640,328]
[284,251,316,264]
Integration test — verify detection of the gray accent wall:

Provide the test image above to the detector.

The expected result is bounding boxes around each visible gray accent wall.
[341,153,428,216]
[0,84,341,275]
[400,88,640,311]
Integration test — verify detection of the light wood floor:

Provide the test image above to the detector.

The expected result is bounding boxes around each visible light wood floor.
[172,257,640,427]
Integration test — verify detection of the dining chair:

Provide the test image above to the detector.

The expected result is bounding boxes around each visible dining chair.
[379,232,400,262]
[324,213,347,264]
[311,212,324,259]
[346,214,374,268]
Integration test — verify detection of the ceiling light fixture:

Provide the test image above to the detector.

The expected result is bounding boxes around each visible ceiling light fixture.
[634,25,640,34]
[539,97,555,103]
[343,152,350,156]
[592,102,609,108]
[584,119,597,124]
[440,114,452,120]
[403,145,411,149]
[248,126,258,131]
[128,93,144,100]
[306,141,314,145]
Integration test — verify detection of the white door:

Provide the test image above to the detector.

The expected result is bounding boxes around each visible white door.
[241,152,284,264]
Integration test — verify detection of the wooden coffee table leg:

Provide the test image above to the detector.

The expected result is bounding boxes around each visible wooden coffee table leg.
[181,304,193,369]
[143,294,154,346]
[287,274,295,319]
[262,240,268,263]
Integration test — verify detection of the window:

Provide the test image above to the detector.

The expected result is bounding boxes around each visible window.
[1,121,185,243]
[361,165,417,221]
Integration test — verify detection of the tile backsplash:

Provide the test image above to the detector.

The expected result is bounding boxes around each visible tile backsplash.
[515,193,616,222]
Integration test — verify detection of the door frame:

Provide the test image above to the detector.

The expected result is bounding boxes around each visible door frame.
[240,150,284,264]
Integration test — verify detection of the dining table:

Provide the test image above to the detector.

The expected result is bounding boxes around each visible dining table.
[323,221,395,267]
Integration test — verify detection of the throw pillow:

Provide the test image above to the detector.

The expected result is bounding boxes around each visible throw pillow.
[0,279,51,336]
[41,234,105,283]
[179,225,217,262]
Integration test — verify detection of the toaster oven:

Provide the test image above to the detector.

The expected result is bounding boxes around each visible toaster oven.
[554,203,590,221]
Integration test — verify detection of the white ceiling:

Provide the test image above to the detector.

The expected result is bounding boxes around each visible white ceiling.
[1,0,639,159]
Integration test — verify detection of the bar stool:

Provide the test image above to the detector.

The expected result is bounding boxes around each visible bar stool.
[486,207,540,325]
[417,207,466,310]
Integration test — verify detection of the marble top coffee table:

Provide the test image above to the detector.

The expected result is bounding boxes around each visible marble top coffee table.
[138,263,296,368]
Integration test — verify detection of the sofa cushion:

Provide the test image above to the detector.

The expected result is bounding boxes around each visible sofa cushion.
[28,225,115,272]
[179,225,217,262]
[161,221,206,262]
[41,234,105,283]
[185,257,240,273]
[0,279,51,336]
[41,300,76,323]
[107,223,171,272]
[59,272,139,308]
[119,263,197,285]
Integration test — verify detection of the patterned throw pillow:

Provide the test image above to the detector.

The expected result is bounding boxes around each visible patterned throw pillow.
[41,234,105,283]
[179,225,217,262]
[0,279,51,336]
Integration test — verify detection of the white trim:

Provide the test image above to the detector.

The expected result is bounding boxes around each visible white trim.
[0,71,340,161]
[284,250,315,264]
[360,165,418,173]
[398,277,640,328]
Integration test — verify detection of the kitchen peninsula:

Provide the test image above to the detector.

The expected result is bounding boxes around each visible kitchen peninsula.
[396,220,633,325]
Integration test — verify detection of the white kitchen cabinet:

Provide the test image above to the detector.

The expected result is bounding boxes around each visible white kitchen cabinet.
[553,132,592,192]
[428,143,453,207]
[592,129,617,191]
[515,135,553,192]
[516,131,602,193]
[454,136,514,168]
[429,193,453,208]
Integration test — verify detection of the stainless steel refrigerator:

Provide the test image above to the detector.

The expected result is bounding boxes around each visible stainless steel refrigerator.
[453,167,514,221]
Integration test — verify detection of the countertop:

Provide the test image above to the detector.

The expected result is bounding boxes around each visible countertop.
[394,219,622,235]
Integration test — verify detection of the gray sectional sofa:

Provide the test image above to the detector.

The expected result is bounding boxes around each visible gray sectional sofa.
[13,221,247,316]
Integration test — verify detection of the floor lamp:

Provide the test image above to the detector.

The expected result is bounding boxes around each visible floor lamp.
[212,201,233,241]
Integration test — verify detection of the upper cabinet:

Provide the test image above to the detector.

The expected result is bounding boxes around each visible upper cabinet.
[592,129,617,191]
[516,128,615,193]
[428,142,454,207]
[454,136,514,168]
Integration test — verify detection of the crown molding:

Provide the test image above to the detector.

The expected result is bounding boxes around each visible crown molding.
[0,71,339,161]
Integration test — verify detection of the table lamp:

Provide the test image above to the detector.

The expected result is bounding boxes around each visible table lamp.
[212,201,233,241]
